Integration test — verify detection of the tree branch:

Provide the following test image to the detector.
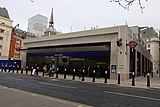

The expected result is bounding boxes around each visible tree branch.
[110,0,148,13]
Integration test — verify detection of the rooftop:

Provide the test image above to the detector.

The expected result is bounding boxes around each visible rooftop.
[0,7,10,19]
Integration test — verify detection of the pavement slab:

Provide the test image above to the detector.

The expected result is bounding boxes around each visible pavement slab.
[0,86,92,107]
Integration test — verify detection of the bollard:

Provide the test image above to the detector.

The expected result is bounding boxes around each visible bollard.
[82,69,85,81]
[72,69,75,80]
[104,71,107,83]
[56,68,59,78]
[31,67,33,75]
[147,73,150,87]
[21,66,23,74]
[118,72,120,84]
[26,66,28,75]
[93,70,96,82]
[64,68,67,79]
[36,67,39,76]
[48,67,52,77]
[132,72,135,86]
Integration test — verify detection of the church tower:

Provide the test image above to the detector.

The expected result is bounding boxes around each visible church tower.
[44,8,57,36]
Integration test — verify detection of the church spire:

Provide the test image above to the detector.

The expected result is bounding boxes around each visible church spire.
[49,8,54,27]
[44,8,58,36]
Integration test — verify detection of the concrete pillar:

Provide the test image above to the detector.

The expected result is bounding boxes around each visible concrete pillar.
[110,40,118,80]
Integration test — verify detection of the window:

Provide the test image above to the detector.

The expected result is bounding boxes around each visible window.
[0,29,4,33]
[148,44,150,48]
[143,31,146,34]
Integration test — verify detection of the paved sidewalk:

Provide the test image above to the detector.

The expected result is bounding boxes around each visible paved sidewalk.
[0,86,92,107]
[49,73,160,89]
[23,70,160,89]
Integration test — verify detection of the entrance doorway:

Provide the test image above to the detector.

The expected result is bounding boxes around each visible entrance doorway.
[27,51,110,78]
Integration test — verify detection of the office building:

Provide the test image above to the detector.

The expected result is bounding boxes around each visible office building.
[0,7,13,60]
[28,14,48,37]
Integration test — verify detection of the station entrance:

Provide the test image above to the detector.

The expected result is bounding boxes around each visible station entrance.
[26,42,111,78]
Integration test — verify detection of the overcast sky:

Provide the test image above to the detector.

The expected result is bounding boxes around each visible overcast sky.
[0,0,159,33]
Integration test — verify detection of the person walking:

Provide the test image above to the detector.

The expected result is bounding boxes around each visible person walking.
[96,65,101,79]
[43,65,47,76]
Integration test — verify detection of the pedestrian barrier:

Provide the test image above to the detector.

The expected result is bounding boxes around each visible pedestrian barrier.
[1,65,158,89]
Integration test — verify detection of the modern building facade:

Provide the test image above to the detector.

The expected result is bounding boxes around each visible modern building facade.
[140,27,160,74]
[0,7,13,60]
[21,25,153,80]
[28,14,48,37]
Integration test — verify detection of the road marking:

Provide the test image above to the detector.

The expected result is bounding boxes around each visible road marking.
[51,79,58,81]
[104,91,160,102]
[78,105,85,107]
[5,77,25,81]
[38,82,78,89]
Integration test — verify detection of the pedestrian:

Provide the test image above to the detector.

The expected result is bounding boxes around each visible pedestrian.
[1,63,4,72]
[87,65,91,76]
[49,66,52,77]
[96,65,101,79]
[51,64,55,77]
[12,65,15,73]
[16,65,19,73]
[8,64,11,72]
[78,65,83,79]
[43,65,47,76]
[4,64,7,72]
